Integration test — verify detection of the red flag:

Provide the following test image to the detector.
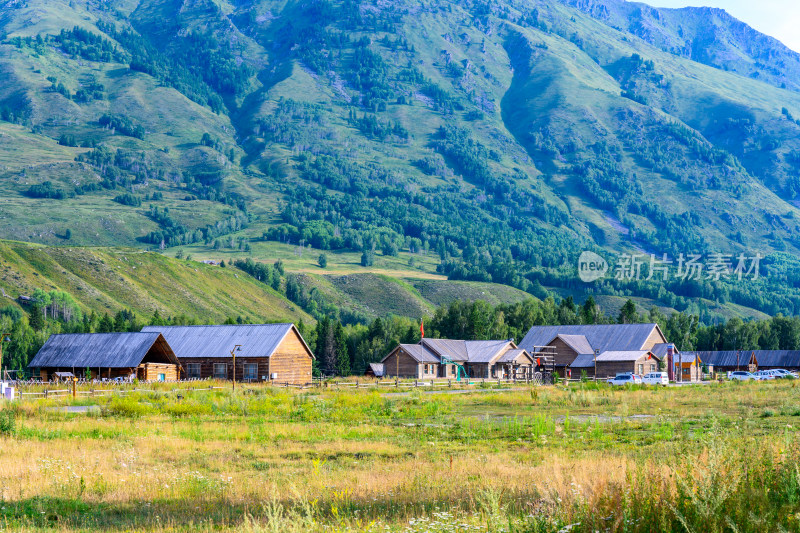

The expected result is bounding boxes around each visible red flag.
[420,320,424,339]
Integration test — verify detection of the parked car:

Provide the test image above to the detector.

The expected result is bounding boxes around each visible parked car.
[608,373,642,386]
[729,371,756,381]
[753,370,776,381]
[772,369,799,379]
[642,372,669,386]
[112,376,129,383]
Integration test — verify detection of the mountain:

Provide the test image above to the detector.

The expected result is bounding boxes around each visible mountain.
[1,0,800,322]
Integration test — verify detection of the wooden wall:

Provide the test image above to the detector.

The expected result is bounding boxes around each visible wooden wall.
[549,337,580,368]
[641,327,667,351]
[268,328,313,385]
[596,354,657,379]
[137,363,179,382]
[383,348,421,378]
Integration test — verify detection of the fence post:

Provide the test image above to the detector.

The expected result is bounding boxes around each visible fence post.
[395,379,398,388]
[44,389,48,399]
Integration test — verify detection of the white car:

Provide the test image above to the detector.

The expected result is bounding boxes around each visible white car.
[771,369,798,379]
[729,371,756,381]
[608,373,642,386]
[753,370,776,381]
[642,372,668,385]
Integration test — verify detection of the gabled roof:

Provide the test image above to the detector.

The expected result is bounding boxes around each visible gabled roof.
[28,332,177,369]
[141,323,314,359]
[556,334,593,355]
[570,353,596,368]
[420,339,469,361]
[519,324,665,353]
[421,338,516,363]
[465,340,515,363]
[367,363,385,377]
[497,349,532,364]
[382,344,439,363]
[689,350,800,368]
[595,350,656,362]
[650,343,678,358]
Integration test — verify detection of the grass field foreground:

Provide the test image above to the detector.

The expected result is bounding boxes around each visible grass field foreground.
[0,381,799,531]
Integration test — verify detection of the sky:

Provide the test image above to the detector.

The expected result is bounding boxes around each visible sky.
[640,1,800,52]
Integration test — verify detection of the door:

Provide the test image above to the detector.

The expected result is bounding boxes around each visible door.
[158,373,166,382]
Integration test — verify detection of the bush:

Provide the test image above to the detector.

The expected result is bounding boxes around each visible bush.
[0,408,15,435]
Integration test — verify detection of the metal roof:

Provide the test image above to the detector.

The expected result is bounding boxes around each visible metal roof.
[367,363,385,377]
[570,353,596,368]
[141,323,313,359]
[421,339,469,361]
[556,334,594,355]
[595,350,652,362]
[497,349,532,364]
[28,332,177,369]
[519,324,664,354]
[688,350,800,368]
[387,344,439,363]
[465,340,515,363]
[650,343,678,358]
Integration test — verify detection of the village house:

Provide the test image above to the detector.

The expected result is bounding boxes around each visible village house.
[28,332,181,382]
[518,324,670,378]
[141,323,314,385]
[688,350,800,373]
[381,338,533,379]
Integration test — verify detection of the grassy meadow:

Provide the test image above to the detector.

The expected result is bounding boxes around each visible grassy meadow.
[0,380,799,531]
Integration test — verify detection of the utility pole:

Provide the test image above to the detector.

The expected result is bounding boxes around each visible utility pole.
[230,345,242,392]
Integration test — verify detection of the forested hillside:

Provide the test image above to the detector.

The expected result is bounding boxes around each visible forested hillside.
[2,0,800,321]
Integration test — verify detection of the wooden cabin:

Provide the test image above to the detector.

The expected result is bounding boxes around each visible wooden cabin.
[519,324,670,378]
[142,323,314,385]
[593,350,660,379]
[28,332,181,382]
[381,339,533,379]
[689,350,800,373]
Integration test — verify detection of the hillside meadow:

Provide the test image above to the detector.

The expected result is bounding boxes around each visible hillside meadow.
[0,380,798,531]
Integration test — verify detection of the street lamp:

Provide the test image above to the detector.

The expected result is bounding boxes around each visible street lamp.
[230,345,242,392]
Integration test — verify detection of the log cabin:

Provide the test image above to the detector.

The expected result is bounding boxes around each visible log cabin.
[141,323,314,385]
[28,332,181,382]
[381,338,533,379]
[519,323,670,377]
[688,350,800,373]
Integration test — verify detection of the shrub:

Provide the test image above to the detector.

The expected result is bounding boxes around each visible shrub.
[0,408,15,435]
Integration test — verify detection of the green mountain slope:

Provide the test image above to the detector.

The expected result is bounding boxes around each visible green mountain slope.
[2,0,800,320]
[0,240,310,323]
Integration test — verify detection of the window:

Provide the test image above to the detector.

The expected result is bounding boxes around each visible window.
[187,363,201,379]
[638,364,644,375]
[213,363,227,379]
[158,373,165,382]
[244,363,258,381]
[650,364,656,372]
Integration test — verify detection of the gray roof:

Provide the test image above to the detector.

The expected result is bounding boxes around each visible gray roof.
[689,350,800,368]
[519,324,664,354]
[383,339,520,365]
[595,350,653,362]
[141,323,313,359]
[29,332,177,369]
[557,334,594,355]
[650,343,678,358]
[421,339,469,361]
[387,344,439,363]
[367,363,385,377]
[497,349,532,364]
[570,353,596,368]
[465,340,515,363]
